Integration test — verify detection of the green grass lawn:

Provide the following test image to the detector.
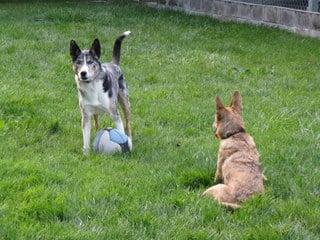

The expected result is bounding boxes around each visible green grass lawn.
[0,0,320,239]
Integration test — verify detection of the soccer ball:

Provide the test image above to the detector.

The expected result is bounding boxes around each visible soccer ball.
[93,128,132,154]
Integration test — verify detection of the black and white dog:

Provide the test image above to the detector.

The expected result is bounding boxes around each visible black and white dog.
[70,31,132,154]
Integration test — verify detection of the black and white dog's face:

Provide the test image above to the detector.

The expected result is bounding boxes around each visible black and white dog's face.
[70,39,102,82]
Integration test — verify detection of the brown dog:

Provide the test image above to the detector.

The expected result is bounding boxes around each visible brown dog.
[203,91,264,209]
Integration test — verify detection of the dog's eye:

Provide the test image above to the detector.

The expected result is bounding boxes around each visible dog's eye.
[76,60,82,64]
[87,60,93,64]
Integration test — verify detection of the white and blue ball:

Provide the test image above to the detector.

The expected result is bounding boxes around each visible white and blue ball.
[93,128,132,154]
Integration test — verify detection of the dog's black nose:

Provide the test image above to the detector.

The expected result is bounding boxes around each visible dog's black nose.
[80,71,87,78]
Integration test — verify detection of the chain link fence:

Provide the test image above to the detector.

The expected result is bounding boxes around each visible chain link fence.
[143,0,320,37]
[231,0,319,11]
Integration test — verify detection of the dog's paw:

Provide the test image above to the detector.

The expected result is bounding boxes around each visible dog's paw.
[83,147,90,156]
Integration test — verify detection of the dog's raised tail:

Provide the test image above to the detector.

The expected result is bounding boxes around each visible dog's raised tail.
[112,31,131,65]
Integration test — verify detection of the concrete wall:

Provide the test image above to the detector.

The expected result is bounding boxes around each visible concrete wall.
[141,0,320,37]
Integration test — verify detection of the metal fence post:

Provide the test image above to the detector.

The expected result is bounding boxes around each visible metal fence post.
[308,0,318,12]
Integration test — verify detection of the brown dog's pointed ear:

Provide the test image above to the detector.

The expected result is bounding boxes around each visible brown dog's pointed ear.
[215,96,225,111]
[70,40,81,62]
[215,96,226,119]
[90,38,101,59]
[230,91,242,114]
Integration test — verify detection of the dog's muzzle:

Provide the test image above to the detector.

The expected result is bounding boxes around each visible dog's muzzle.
[79,77,91,83]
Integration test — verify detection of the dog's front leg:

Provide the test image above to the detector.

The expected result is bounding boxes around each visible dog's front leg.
[214,169,223,184]
[81,110,91,155]
[214,157,224,183]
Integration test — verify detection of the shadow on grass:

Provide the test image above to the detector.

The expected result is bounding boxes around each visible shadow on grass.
[179,170,214,190]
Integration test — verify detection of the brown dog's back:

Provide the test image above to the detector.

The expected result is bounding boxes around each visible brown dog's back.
[219,132,264,202]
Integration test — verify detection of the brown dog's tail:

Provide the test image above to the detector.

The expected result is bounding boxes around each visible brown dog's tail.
[202,187,241,210]
[220,201,241,209]
[112,31,131,65]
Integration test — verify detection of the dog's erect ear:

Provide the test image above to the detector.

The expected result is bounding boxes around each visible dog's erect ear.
[70,40,81,62]
[90,39,101,59]
[215,96,226,119]
[216,96,225,111]
[230,91,242,114]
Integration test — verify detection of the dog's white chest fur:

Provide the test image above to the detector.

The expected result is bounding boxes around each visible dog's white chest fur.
[76,77,110,114]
